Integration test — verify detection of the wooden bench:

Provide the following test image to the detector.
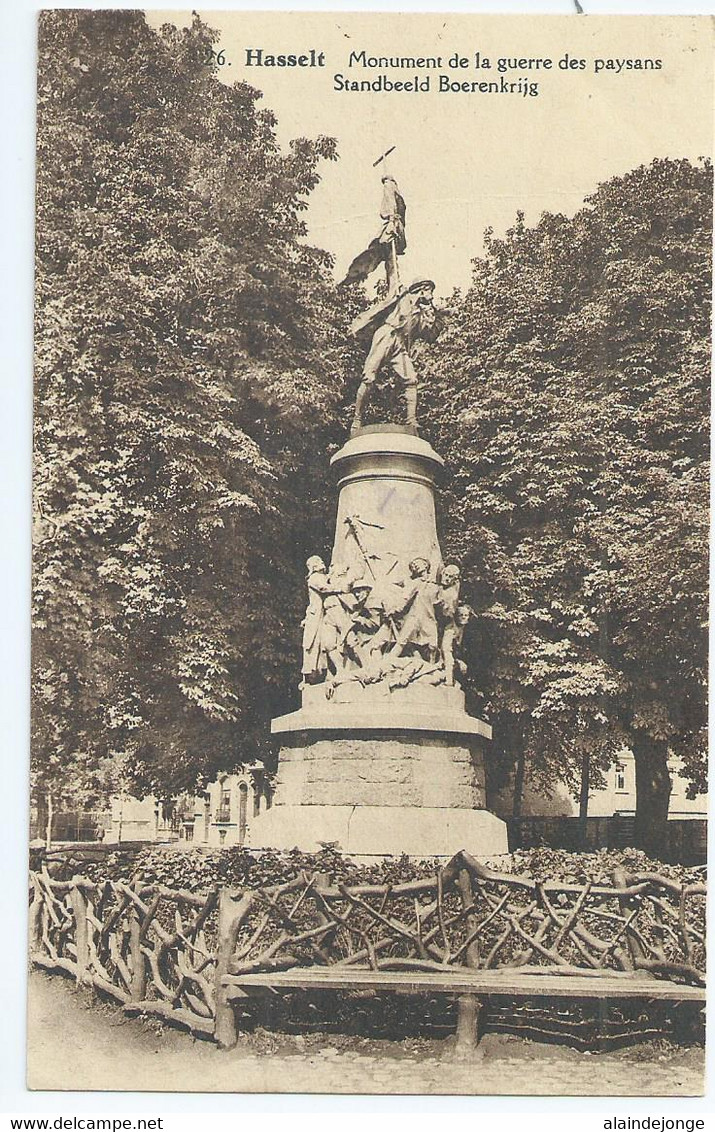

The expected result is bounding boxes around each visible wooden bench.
[219,966,706,1055]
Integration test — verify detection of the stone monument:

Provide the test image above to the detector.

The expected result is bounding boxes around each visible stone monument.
[250,156,508,857]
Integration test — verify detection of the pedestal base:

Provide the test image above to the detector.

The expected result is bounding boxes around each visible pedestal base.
[247,804,508,858]
[274,732,486,809]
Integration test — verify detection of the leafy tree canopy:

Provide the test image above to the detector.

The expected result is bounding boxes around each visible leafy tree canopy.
[34,10,348,800]
[421,157,710,846]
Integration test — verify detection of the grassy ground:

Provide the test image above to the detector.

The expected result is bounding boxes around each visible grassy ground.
[27,971,705,1096]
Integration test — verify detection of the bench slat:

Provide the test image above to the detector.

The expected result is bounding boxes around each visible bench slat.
[222,968,705,1002]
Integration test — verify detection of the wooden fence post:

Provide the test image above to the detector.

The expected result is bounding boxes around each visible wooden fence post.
[454,995,482,1059]
[457,866,480,969]
[454,866,483,1058]
[613,867,642,970]
[28,875,43,955]
[213,889,252,1050]
[69,877,90,986]
[128,901,147,1002]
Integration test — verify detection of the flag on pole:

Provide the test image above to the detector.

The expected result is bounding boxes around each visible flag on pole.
[340,176,406,287]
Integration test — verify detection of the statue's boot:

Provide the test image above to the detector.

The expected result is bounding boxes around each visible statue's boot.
[352,381,369,434]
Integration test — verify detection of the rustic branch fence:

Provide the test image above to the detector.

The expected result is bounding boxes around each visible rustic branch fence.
[29,851,706,1044]
[29,870,219,1034]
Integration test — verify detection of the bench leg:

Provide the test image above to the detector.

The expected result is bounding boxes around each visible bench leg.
[454,994,483,1059]
[215,993,238,1050]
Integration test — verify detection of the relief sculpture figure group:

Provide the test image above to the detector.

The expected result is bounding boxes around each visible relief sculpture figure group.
[301,548,471,696]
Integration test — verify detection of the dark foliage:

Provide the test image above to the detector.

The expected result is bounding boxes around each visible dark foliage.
[33,10,351,805]
[36,842,704,889]
[421,158,711,852]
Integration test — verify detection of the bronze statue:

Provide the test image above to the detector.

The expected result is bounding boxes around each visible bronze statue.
[343,151,441,434]
[351,280,439,433]
[341,172,406,293]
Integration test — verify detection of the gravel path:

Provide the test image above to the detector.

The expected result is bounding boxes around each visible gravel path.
[27,971,705,1096]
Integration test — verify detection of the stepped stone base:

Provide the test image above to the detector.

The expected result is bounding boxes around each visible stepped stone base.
[247,803,508,858]
[253,726,508,859]
[274,733,486,810]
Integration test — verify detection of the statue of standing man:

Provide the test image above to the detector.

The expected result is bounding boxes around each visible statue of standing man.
[351,280,438,434]
[340,149,440,435]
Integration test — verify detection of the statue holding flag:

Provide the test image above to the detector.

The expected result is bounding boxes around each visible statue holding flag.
[342,149,441,434]
[341,170,406,294]
[259,145,504,859]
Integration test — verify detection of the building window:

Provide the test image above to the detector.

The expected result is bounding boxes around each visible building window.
[615,763,626,792]
[217,788,231,823]
[239,782,249,846]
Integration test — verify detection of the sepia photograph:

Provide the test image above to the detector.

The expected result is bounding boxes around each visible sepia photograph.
[27,8,710,1097]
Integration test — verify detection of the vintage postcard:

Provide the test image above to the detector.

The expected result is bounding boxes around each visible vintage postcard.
[29,9,710,1095]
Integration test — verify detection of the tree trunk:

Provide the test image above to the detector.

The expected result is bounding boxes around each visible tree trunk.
[45,793,53,851]
[632,737,672,860]
[578,751,590,850]
[512,748,526,819]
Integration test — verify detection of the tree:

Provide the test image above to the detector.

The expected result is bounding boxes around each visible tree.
[33,10,349,801]
[421,158,710,856]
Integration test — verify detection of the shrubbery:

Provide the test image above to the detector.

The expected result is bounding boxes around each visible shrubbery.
[33,842,704,890]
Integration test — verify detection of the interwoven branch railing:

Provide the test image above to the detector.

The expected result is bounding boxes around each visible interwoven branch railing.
[219,852,706,985]
[29,851,706,1042]
[29,870,219,1034]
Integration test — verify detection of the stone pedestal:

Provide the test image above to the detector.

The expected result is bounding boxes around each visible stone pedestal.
[275,733,485,810]
[249,427,508,858]
[330,428,444,577]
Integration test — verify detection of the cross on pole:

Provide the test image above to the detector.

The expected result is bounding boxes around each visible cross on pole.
[373,145,396,177]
